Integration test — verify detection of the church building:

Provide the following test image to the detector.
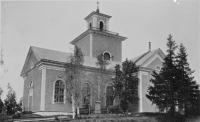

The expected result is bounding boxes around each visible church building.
[20,6,165,114]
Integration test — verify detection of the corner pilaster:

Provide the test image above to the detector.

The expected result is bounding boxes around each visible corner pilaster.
[90,33,93,57]
[40,66,46,111]
[138,71,148,112]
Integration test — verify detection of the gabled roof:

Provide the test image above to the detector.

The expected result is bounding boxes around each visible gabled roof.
[130,48,165,66]
[31,46,71,63]
[21,46,121,77]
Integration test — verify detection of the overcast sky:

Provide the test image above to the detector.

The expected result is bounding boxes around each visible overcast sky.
[1,0,199,102]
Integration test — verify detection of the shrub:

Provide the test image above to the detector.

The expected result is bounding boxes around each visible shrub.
[12,111,21,119]
[22,111,33,114]
[108,105,123,114]
[0,113,6,121]
[156,112,186,122]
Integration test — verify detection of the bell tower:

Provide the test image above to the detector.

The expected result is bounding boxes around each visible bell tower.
[70,4,126,62]
[85,3,110,31]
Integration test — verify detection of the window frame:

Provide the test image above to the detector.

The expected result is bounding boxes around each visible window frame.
[155,65,161,72]
[30,81,33,89]
[105,83,114,107]
[28,81,33,111]
[88,21,92,29]
[99,20,105,31]
[103,51,112,61]
[52,79,66,104]
[82,82,92,106]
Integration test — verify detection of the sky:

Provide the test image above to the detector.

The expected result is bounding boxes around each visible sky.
[1,0,199,102]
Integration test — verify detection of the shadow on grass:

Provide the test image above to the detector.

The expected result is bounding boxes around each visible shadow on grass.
[156,114,186,122]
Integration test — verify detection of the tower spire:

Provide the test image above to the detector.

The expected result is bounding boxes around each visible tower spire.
[96,1,100,13]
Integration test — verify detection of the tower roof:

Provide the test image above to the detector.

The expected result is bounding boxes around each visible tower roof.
[84,11,112,20]
[70,29,127,45]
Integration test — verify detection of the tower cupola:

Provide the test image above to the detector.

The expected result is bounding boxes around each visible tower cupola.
[84,2,111,31]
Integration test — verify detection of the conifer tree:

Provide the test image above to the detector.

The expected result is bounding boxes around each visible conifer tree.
[146,34,178,116]
[113,59,139,113]
[176,43,199,116]
[4,83,18,115]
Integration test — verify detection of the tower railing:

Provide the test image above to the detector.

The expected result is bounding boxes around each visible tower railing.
[89,27,119,35]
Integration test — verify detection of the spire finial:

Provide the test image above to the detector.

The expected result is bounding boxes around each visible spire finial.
[96,1,100,13]
[149,42,151,52]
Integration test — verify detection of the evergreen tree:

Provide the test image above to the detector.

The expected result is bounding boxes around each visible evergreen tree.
[113,59,139,113]
[0,98,3,113]
[176,43,199,116]
[4,83,17,115]
[15,98,22,112]
[146,34,178,116]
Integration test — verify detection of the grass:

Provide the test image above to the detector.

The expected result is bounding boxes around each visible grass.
[1,112,200,122]
[70,113,200,122]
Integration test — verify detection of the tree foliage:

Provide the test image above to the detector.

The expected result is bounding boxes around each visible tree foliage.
[64,46,84,118]
[0,87,3,113]
[0,96,3,113]
[4,83,17,115]
[113,59,139,113]
[176,43,199,116]
[0,49,8,79]
[146,35,199,116]
[96,53,109,101]
[0,87,3,98]
[96,54,109,72]
[146,34,178,115]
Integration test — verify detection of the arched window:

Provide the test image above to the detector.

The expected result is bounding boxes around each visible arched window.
[104,52,110,61]
[54,80,65,103]
[99,21,104,31]
[155,65,161,71]
[106,85,114,107]
[89,22,92,28]
[82,83,91,105]
[30,81,33,89]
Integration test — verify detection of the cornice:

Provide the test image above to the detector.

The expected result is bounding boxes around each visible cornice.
[37,60,114,75]
[70,29,127,45]
[138,66,153,73]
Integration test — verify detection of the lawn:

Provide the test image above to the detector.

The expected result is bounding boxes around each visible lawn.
[1,112,200,122]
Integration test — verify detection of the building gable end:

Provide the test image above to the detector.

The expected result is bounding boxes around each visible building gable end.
[141,52,164,68]
[21,48,41,77]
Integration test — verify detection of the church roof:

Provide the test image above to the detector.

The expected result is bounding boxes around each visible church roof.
[31,46,71,63]
[130,48,165,66]
[20,46,121,76]
[21,46,165,76]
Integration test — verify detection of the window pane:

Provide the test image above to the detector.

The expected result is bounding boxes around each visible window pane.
[104,53,110,60]
[106,85,114,106]
[82,83,91,105]
[54,80,64,103]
